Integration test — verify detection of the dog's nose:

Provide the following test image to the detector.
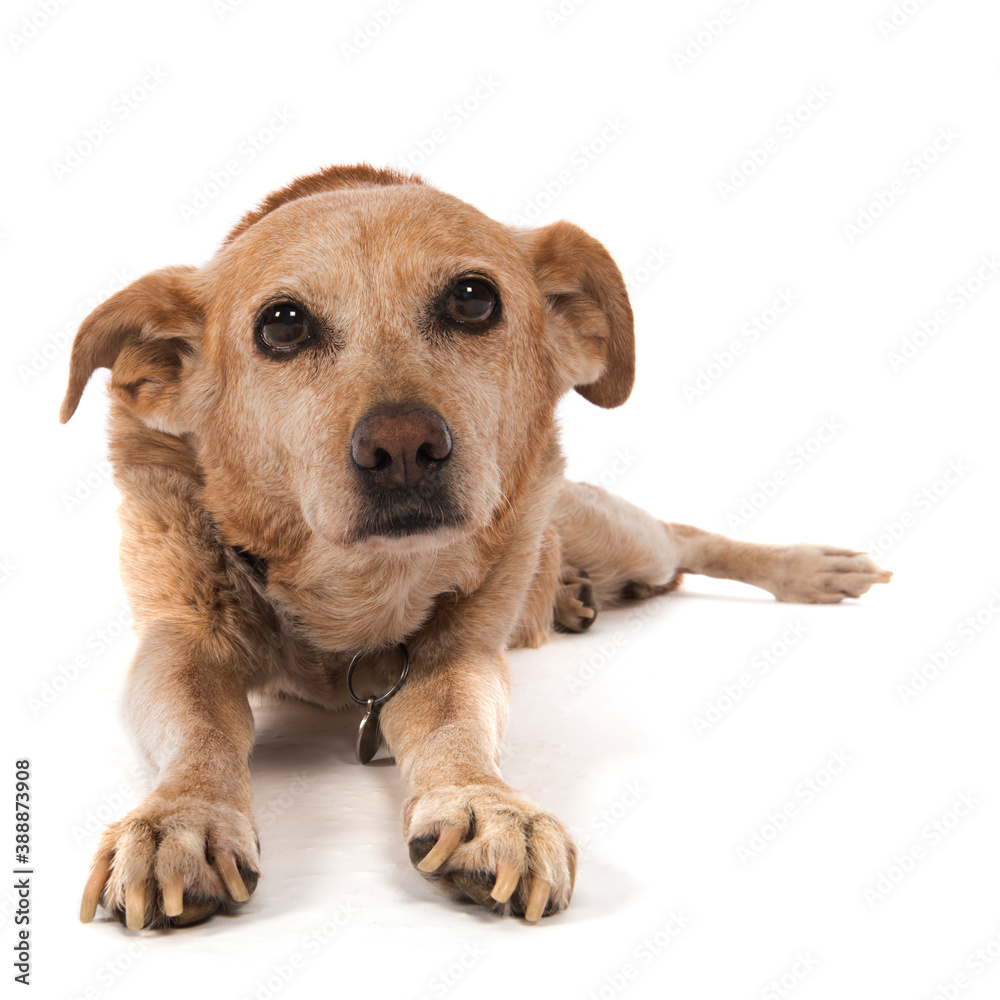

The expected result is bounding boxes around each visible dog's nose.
[351,406,452,490]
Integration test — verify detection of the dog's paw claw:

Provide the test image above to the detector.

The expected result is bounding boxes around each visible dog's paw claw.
[490,859,520,904]
[524,877,551,923]
[404,784,576,920]
[80,853,112,923]
[412,826,464,873]
[81,795,260,930]
[554,571,598,633]
[161,873,185,917]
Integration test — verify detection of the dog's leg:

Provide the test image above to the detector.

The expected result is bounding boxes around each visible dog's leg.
[379,645,576,921]
[667,523,892,602]
[553,481,891,606]
[379,522,578,922]
[80,621,264,930]
[550,481,686,607]
[80,441,272,930]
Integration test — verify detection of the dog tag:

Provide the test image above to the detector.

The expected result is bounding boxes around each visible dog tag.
[346,644,409,765]
[356,696,383,764]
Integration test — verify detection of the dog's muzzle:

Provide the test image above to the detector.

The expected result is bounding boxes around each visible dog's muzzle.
[350,404,462,539]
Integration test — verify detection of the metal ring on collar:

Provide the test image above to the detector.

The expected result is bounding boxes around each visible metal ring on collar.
[345,643,410,708]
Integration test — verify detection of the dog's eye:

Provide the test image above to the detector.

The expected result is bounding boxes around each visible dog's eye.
[256,301,312,354]
[445,277,497,326]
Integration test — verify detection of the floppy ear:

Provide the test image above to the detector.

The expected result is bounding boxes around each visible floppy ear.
[60,265,203,430]
[518,220,635,408]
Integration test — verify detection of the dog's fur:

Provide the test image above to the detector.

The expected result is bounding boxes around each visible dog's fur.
[64,165,890,928]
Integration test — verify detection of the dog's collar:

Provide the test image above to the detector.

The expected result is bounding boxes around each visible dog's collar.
[230,543,408,764]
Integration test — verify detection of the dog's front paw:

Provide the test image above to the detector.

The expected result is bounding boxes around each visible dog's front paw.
[404,783,577,921]
[80,793,260,929]
[763,545,892,603]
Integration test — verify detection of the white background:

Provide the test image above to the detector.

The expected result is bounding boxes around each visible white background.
[4,0,1000,997]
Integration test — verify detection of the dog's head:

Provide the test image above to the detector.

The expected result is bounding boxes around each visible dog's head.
[61,165,634,554]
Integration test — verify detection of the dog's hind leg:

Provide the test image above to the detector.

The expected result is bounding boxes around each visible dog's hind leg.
[552,481,892,608]
[549,482,685,610]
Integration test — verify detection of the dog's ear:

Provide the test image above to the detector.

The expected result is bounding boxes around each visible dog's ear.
[518,220,635,408]
[60,265,203,430]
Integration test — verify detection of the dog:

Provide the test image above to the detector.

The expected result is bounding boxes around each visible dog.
[62,164,891,929]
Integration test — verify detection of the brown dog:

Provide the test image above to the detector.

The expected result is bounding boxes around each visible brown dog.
[62,164,890,929]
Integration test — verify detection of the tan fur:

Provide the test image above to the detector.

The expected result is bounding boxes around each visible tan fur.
[64,164,890,928]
